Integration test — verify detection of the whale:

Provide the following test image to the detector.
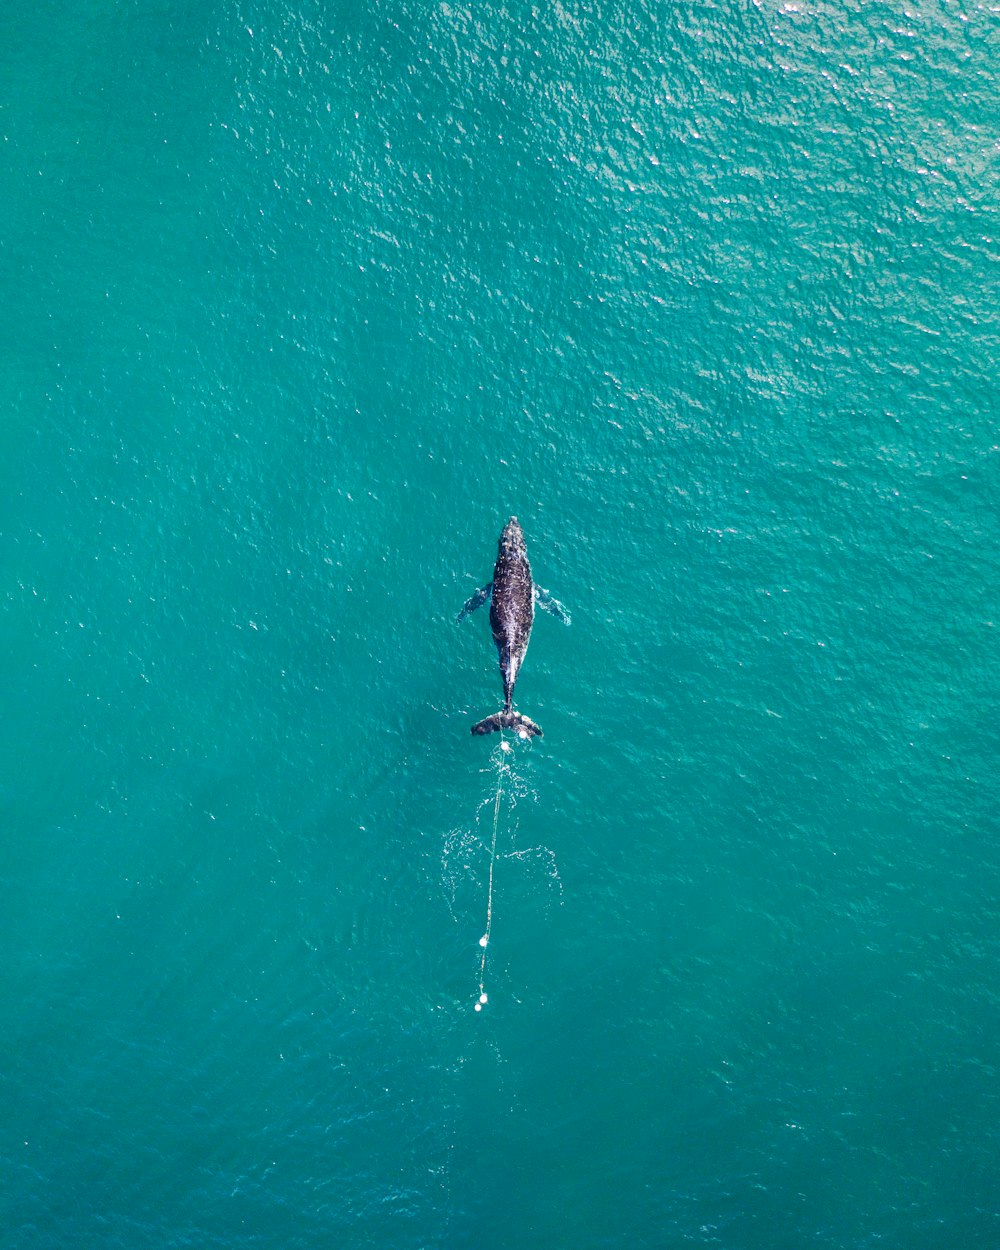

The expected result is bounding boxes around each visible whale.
[458,516,570,737]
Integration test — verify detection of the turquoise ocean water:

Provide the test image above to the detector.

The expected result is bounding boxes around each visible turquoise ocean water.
[2,2,998,1246]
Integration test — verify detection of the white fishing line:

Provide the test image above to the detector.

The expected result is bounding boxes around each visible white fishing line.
[475,734,508,1010]
[445,733,554,1013]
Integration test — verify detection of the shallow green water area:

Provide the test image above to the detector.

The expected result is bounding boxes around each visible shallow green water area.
[1,1,998,1247]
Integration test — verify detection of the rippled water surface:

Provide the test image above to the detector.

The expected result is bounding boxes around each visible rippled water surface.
[2,2,998,1246]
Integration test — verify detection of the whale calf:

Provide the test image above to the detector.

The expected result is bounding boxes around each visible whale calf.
[458,516,570,737]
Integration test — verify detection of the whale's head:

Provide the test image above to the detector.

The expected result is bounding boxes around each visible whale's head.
[498,516,527,560]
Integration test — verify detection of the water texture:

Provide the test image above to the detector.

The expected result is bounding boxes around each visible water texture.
[1,1,998,1246]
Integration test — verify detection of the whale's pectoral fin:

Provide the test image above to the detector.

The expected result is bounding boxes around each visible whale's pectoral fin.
[457,582,492,623]
[534,585,571,625]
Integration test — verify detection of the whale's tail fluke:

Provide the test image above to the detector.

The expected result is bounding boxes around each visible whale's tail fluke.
[471,710,543,738]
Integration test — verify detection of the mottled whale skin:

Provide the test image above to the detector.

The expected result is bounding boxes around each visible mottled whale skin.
[458,516,570,737]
